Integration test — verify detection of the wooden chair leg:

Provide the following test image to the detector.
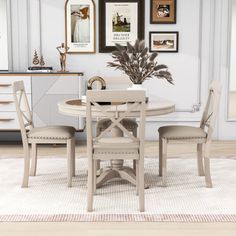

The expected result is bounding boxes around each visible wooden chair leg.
[93,160,97,194]
[30,143,37,176]
[133,127,137,173]
[159,135,163,176]
[133,160,136,174]
[71,138,76,177]
[162,138,167,187]
[67,139,73,187]
[138,159,145,212]
[204,143,213,188]
[22,144,30,188]
[136,159,139,196]
[197,144,205,176]
[96,160,100,172]
[87,158,94,212]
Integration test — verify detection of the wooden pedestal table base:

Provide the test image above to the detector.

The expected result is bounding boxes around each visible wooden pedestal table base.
[58,98,175,188]
[96,160,137,188]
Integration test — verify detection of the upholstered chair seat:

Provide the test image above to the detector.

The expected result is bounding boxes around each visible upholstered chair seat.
[158,126,207,142]
[27,126,76,140]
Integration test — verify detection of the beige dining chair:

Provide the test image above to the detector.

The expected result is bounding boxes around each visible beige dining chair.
[13,81,76,188]
[158,80,221,188]
[86,90,146,212]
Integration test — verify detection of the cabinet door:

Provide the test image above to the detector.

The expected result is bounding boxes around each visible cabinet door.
[32,75,84,129]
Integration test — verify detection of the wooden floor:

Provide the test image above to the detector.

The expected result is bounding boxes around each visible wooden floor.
[0,141,236,236]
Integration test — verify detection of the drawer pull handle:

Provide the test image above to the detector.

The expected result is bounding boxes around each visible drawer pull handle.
[0,84,11,87]
[0,101,14,104]
[0,118,15,122]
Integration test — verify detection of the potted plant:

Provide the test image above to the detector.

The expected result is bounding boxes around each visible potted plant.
[107,39,174,90]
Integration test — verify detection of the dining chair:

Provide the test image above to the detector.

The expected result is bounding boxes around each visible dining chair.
[86,90,146,212]
[13,81,76,188]
[158,80,221,188]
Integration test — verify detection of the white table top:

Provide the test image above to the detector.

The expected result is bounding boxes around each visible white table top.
[58,97,175,118]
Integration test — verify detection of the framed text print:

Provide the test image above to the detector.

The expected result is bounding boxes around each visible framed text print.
[99,0,145,53]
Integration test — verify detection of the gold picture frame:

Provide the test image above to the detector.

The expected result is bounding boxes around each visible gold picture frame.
[150,0,176,24]
[65,0,96,53]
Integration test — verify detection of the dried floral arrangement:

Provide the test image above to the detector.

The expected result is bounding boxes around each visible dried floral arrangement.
[107,39,174,85]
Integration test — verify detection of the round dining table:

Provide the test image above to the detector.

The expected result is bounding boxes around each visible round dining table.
[58,97,175,188]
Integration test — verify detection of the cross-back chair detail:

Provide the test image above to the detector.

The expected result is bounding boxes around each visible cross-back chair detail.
[200,80,221,141]
[13,81,33,138]
[93,101,140,143]
[86,90,146,212]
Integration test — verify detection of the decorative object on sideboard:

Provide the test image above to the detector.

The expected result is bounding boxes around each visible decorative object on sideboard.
[87,76,106,90]
[28,50,53,72]
[99,0,145,53]
[65,0,96,53]
[107,39,174,88]
[149,31,179,53]
[56,43,69,72]
[150,0,177,24]
[32,50,40,65]
[40,56,45,66]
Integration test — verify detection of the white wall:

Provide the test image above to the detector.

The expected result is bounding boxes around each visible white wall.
[0,0,8,70]
[230,0,236,91]
[6,0,236,140]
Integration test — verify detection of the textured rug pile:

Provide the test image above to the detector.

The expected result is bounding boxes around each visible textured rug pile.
[0,157,236,222]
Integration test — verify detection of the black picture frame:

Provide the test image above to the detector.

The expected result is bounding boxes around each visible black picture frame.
[150,0,177,24]
[149,31,179,53]
[99,0,145,53]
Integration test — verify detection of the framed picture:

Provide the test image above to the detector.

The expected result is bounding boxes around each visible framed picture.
[149,31,179,53]
[150,0,176,24]
[0,0,8,70]
[99,0,145,53]
[65,0,95,53]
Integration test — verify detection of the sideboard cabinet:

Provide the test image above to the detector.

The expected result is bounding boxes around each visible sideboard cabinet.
[0,72,84,131]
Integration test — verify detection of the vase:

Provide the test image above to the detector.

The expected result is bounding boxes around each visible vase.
[127,83,147,94]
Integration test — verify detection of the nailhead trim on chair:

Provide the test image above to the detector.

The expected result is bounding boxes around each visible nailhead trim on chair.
[27,136,70,140]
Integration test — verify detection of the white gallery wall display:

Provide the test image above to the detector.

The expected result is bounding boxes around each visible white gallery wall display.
[0,0,8,70]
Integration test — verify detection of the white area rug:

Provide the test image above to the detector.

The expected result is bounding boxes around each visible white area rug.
[0,157,236,222]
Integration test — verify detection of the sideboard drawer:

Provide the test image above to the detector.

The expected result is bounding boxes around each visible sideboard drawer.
[0,112,19,130]
[0,76,31,93]
[0,94,31,111]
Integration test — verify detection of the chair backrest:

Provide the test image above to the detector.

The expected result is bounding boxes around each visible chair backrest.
[200,80,221,141]
[86,90,146,152]
[12,81,34,143]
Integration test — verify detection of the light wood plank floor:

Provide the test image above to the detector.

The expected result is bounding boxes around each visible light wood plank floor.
[0,141,236,236]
